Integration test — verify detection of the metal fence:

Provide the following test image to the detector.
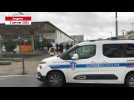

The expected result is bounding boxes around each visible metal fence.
[0,58,26,75]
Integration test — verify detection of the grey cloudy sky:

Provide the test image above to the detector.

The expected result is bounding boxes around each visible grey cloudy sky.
[1,12,134,40]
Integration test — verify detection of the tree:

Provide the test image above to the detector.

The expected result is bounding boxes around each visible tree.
[4,40,17,52]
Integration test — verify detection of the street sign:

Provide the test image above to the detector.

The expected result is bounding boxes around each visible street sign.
[5,16,32,25]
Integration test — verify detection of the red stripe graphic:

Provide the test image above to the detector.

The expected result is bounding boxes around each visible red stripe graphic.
[5,16,31,21]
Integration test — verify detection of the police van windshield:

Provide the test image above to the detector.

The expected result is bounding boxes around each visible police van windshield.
[60,45,78,60]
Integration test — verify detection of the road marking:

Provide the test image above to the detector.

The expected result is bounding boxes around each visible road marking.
[0,75,34,78]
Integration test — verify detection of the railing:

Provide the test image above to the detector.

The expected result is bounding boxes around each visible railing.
[0,57,26,75]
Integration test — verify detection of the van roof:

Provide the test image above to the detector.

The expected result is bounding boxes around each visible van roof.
[77,40,134,46]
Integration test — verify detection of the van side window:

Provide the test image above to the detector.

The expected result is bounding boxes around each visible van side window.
[125,44,134,57]
[103,44,134,58]
[76,45,96,59]
[67,45,96,60]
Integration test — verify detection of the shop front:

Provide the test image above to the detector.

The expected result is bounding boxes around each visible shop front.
[0,21,74,55]
[18,33,33,54]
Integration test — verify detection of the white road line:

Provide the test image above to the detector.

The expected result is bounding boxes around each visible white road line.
[0,75,34,78]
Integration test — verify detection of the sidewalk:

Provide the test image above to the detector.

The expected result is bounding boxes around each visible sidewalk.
[0,51,50,75]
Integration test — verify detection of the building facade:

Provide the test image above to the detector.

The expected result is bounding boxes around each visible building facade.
[71,35,84,44]
[125,31,134,39]
[0,21,74,54]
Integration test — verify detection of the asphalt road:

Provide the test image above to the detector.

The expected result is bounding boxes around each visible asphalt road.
[0,75,125,87]
[0,75,45,87]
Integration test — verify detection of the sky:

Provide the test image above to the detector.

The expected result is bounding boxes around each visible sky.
[1,12,134,40]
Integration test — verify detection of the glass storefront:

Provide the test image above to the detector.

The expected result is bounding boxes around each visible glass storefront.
[34,33,45,50]
[18,33,33,54]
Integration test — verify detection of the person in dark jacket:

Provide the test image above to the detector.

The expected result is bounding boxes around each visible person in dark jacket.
[47,42,52,51]
[66,43,70,50]
[59,43,64,54]
[56,43,59,54]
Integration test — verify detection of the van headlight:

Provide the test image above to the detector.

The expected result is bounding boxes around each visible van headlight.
[37,65,43,71]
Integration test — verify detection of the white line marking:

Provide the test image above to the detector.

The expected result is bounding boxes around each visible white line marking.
[0,75,33,78]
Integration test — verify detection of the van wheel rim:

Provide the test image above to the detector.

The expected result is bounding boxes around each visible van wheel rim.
[128,77,134,86]
[49,74,62,85]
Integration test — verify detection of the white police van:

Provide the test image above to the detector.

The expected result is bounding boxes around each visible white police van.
[37,40,134,87]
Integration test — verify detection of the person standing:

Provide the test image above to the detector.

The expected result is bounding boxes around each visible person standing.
[60,43,64,54]
[70,43,73,48]
[47,42,50,51]
[56,43,59,54]
[66,43,70,50]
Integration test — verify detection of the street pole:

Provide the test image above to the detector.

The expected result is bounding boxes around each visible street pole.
[19,36,25,75]
[13,12,26,75]
[115,12,118,38]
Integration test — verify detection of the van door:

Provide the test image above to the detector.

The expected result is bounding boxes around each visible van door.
[62,44,99,83]
[99,43,134,83]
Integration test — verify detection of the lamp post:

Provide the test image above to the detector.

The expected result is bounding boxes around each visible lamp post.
[115,12,118,38]
[18,35,25,75]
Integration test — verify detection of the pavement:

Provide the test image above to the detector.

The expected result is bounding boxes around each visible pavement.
[0,75,45,87]
[0,51,50,75]
[0,75,125,87]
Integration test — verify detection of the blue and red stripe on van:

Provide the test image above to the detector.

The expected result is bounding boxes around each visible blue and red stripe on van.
[49,63,134,69]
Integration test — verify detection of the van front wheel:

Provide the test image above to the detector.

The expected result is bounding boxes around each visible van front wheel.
[46,71,65,87]
[125,73,134,87]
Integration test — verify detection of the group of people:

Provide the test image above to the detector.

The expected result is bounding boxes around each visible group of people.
[47,42,73,56]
